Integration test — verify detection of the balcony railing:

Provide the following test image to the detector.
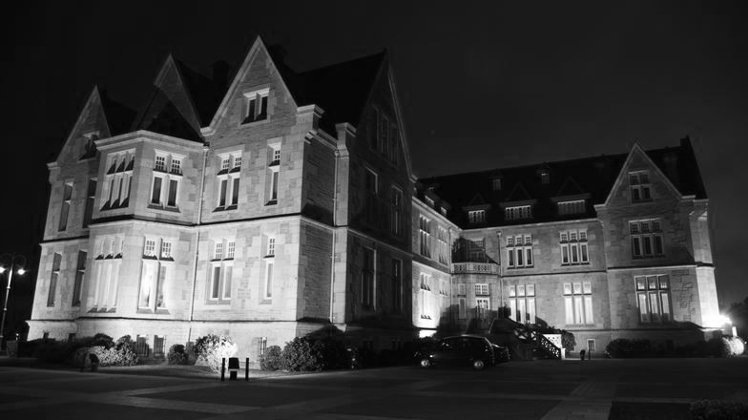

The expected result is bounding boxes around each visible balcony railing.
[451,262,499,275]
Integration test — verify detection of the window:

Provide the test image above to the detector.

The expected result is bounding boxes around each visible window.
[476,297,490,317]
[419,216,431,258]
[216,151,242,210]
[48,253,61,307]
[474,283,489,296]
[635,274,671,323]
[558,200,586,216]
[139,238,172,311]
[630,219,664,258]
[209,239,234,303]
[560,230,589,265]
[419,272,432,319]
[468,210,486,224]
[243,88,269,123]
[539,170,550,185]
[364,169,378,223]
[492,178,502,191]
[266,237,275,257]
[390,187,403,236]
[59,181,73,231]
[362,248,375,308]
[508,284,536,324]
[81,131,99,159]
[457,283,466,296]
[629,170,652,202]
[392,259,402,311]
[100,150,134,210]
[467,238,485,262]
[72,250,86,306]
[153,335,165,357]
[266,144,280,205]
[505,205,532,221]
[83,179,96,228]
[92,235,123,310]
[563,281,593,325]
[437,227,449,264]
[458,297,467,319]
[506,234,533,268]
[419,273,431,291]
[263,236,274,301]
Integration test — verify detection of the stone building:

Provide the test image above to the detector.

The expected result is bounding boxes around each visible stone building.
[28,37,721,358]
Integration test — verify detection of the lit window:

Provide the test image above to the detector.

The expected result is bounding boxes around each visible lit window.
[100,150,134,210]
[508,283,536,324]
[635,275,671,323]
[475,283,489,296]
[47,252,62,307]
[92,235,123,310]
[150,152,183,209]
[72,250,86,306]
[216,151,242,210]
[563,281,593,325]
[266,144,280,205]
[468,210,486,224]
[419,216,431,258]
[558,200,586,216]
[209,238,234,303]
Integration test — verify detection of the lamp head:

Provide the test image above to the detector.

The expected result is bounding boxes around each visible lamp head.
[17,268,26,275]
[0,266,6,274]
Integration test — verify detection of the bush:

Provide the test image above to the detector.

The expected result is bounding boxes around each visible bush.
[281,337,323,371]
[71,347,92,368]
[690,400,748,420]
[313,338,348,370]
[561,331,576,352]
[259,345,283,371]
[167,344,188,365]
[605,339,653,358]
[86,335,139,366]
[194,334,237,373]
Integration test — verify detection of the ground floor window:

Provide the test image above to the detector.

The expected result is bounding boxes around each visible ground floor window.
[508,284,536,324]
[635,274,671,323]
[563,281,593,325]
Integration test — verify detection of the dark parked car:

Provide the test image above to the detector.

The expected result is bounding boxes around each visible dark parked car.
[417,335,503,370]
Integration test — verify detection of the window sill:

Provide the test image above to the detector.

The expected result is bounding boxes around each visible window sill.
[561,262,590,266]
[205,299,231,305]
[88,307,117,313]
[265,200,278,206]
[507,265,534,270]
[239,116,269,127]
[137,308,170,315]
[147,204,181,213]
[260,299,273,305]
[213,205,239,212]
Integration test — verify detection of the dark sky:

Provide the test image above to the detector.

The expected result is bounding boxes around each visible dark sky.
[1,0,747,327]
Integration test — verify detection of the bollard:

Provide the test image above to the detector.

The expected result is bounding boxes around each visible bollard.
[228,357,240,380]
[245,357,249,381]
[221,358,226,382]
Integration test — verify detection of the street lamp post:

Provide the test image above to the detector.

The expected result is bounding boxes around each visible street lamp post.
[0,254,27,352]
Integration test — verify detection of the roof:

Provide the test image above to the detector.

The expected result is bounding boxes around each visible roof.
[100,91,136,136]
[419,138,707,228]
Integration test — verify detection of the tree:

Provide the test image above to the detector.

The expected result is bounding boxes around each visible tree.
[726,297,748,339]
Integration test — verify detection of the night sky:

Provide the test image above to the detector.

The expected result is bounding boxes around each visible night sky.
[1,1,747,334]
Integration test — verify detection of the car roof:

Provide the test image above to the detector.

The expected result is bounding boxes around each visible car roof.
[443,335,488,341]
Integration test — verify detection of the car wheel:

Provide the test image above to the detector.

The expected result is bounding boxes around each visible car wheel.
[420,358,432,368]
[472,359,485,370]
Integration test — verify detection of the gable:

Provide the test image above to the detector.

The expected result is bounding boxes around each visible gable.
[131,55,203,141]
[56,87,112,164]
[207,37,298,136]
[602,143,683,207]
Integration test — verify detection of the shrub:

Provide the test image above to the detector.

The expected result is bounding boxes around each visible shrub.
[167,344,188,365]
[313,338,348,370]
[605,338,653,358]
[706,337,730,358]
[87,336,139,366]
[281,337,323,371]
[561,331,576,353]
[194,334,237,373]
[690,400,748,420]
[259,345,283,371]
[71,347,92,368]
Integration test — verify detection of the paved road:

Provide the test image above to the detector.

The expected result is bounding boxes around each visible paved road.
[1,358,747,419]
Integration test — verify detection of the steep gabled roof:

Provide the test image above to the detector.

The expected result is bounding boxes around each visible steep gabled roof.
[420,138,707,228]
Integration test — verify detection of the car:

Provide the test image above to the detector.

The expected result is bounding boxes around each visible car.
[492,343,511,363]
[416,335,498,370]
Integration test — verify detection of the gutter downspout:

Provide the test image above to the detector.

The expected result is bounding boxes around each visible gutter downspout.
[497,231,503,315]
[188,144,209,343]
[329,147,339,324]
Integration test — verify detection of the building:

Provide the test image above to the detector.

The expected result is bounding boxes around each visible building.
[28,37,721,359]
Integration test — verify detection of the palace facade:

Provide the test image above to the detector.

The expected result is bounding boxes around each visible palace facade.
[28,37,721,360]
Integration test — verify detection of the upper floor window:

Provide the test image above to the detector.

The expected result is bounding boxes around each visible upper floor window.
[263,236,275,301]
[150,151,184,209]
[468,210,486,224]
[437,226,449,265]
[364,169,378,223]
[59,181,73,231]
[362,248,376,308]
[492,178,502,191]
[558,199,585,216]
[243,88,269,124]
[419,216,431,258]
[475,283,489,296]
[630,219,664,258]
[467,238,485,262]
[390,187,403,237]
[216,151,242,210]
[92,235,124,310]
[81,131,100,159]
[47,252,62,307]
[560,230,589,265]
[266,143,280,205]
[505,205,532,221]
[629,170,652,202]
[101,149,135,210]
[539,170,550,185]
[635,274,671,323]
[506,234,533,268]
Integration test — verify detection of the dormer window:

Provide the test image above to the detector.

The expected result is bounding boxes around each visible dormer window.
[468,210,486,224]
[81,131,100,159]
[539,170,550,185]
[629,170,652,202]
[505,205,532,221]
[558,199,586,216]
[243,88,269,124]
[492,178,502,191]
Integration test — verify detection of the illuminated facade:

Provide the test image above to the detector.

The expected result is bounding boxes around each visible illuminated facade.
[28,38,720,358]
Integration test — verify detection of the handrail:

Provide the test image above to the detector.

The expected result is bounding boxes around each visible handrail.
[538,334,561,359]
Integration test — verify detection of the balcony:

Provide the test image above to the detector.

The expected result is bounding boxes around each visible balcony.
[451,262,499,275]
